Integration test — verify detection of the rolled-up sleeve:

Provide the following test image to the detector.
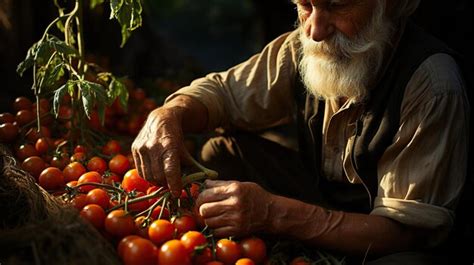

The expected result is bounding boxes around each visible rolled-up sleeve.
[371,53,469,245]
[165,30,301,131]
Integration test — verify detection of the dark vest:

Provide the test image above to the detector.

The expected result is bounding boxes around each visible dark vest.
[295,21,457,213]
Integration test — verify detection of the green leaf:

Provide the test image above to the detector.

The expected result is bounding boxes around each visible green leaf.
[16,40,54,76]
[47,36,78,57]
[78,80,93,119]
[110,0,142,47]
[90,0,105,9]
[53,80,75,118]
[109,77,129,111]
[110,0,125,19]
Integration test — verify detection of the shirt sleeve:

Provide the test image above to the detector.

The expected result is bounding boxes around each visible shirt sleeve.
[164,30,301,131]
[371,53,470,246]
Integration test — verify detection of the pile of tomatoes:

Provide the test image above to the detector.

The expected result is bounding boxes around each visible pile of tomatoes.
[0,93,275,265]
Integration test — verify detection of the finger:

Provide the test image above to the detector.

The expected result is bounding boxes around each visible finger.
[198,201,234,218]
[149,146,165,185]
[195,186,233,207]
[141,152,156,184]
[162,148,182,197]
[203,179,237,188]
[212,226,239,238]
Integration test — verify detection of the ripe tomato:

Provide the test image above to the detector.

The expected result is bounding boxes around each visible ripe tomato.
[102,139,121,156]
[13,96,33,111]
[69,193,88,210]
[122,237,158,265]
[108,154,130,175]
[35,137,52,155]
[0,122,19,143]
[63,162,87,182]
[80,204,106,229]
[15,109,35,126]
[38,167,64,190]
[0,112,15,123]
[235,258,255,265]
[158,239,191,265]
[102,171,121,185]
[127,191,150,212]
[50,153,69,170]
[117,235,141,258]
[70,152,87,164]
[150,205,170,220]
[172,214,197,236]
[216,239,242,265]
[180,231,207,254]
[134,215,150,238]
[21,156,46,180]
[181,183,201,199]
[122,169,149,193]
[194,247,213,265]
[86,188,110,209]
[87,156,108,174]
[240,237,267,264]
[77,171,102,192]
[104,209,135,238]
[205,262,225,265]
[74,144,87,153]
[15,143,39,161]
[148,219,175,245]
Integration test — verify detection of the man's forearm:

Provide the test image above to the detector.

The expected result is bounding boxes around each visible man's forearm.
[164,95,209,133]
[265,194,425,257]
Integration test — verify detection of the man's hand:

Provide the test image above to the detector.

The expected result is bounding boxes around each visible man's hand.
[131,106,186,196]
[195,180,274,238]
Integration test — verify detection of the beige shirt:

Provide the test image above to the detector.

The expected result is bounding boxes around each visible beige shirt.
[166,30,469,243]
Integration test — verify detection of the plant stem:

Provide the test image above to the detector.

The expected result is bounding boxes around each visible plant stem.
[75,0,85,75]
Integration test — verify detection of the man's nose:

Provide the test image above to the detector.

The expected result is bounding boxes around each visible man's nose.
[306,7,334,42]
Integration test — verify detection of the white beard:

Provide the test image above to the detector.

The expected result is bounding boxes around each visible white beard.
[298,1,393,102]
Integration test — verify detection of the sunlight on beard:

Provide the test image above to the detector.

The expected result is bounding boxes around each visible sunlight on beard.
[298,1,393,102]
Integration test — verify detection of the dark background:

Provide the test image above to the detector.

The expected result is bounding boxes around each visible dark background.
[1,0,473,112]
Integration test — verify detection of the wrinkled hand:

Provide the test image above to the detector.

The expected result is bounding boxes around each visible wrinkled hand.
[131,106,186,196]
[195,180,274,238]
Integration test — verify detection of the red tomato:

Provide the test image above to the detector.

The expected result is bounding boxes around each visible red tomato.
[150,205,170,220]
[148,219,175,245]
[235,258,255,265]
[122,169,149,193]
[63,162,87,182]
[134,216,150,238]
[216,239,242,265]
[86,188,110,209]
[87,156,108,174]
[127,191,150,213]
[74,144,87,153]
[80,204,106,229]
[35,137,52,155]
[102,171,121,185]
[108,154,130,175]
[69,193,88,210]
[50,153,69,170]
[102,139,121,156]
[122,237,158,265]
[15,144,39,161]
[158,239,191,265]
[70,152,87,163]
[205,262,225,265]
[240,237,267,264]
[194,247,213,265]
[38,167,64,190]
[25,126,51,142]
[180,231,207,254]
[104,209,136,238]
[0,112,15,123]
[13,96,33,112]
[117,235,141,258]
[15,109,35,126]
[21,156,46,180]
[0,123,18,143]
[77,171,102,192]
[173,215,197,236]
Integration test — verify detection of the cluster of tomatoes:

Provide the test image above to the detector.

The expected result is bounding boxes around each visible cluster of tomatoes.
[0,95,275,265]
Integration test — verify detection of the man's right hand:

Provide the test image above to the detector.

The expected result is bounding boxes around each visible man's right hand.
[131,106,185,196]
[131,95,209,197]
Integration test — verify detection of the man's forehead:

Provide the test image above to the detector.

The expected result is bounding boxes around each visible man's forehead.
[292,0,361,5]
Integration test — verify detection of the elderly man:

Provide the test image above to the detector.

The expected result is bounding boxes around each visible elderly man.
[132,0,470,263]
